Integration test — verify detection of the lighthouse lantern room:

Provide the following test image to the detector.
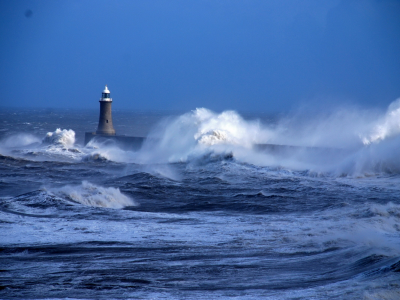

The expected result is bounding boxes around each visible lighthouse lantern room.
[101,85,112,101]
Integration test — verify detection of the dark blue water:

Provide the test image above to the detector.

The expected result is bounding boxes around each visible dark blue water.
[0,107,399,299]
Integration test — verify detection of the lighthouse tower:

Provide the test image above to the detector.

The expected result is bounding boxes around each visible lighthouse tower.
[85,85,145,148]
[96,85,116,135]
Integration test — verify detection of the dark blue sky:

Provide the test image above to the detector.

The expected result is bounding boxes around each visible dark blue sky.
[1,0,400,113]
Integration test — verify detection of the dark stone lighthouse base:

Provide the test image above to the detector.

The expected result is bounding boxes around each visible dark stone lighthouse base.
[84,132,146,151]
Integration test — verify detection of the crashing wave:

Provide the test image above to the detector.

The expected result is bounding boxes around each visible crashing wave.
[42,128,75,148]
[362,98,400,145]
[192,109,262,147]
[196,129,237,146]
[135,108,267,164]
[48,181,136,209]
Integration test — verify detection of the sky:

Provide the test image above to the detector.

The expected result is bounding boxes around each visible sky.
[1,0,400,113]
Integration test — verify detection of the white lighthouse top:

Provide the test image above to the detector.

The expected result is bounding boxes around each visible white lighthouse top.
[103,85,110,94]
[100,85,112,101]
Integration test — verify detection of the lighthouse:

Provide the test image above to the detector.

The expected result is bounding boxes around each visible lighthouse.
[84,85,146,149]
[96,85,116,135]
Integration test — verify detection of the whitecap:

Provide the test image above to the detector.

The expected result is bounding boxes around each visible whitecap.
[48,181,136,209]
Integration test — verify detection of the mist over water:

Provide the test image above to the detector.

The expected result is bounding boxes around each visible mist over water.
[0,102,400,299]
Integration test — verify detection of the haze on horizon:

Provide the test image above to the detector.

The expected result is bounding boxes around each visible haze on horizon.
[1,0,399,114]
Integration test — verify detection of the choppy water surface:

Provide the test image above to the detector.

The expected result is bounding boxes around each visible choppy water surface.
[0,106,400,299]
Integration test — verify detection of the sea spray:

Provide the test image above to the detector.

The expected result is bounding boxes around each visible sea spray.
[362,98,400,145]
[42,128,76,148]
[132,102,400,176]
[1,133,41,148]
[336,136,400,176]
[84,138,138,163]
[266,106,374,149]
[134,108,269,164]
[192,108,264,146]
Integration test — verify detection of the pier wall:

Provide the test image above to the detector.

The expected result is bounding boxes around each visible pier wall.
[85,132,145,150]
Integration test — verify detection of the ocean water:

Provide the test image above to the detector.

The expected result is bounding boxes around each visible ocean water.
[0,104,400,299]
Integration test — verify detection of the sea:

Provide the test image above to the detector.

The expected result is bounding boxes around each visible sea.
[0,103,400,299]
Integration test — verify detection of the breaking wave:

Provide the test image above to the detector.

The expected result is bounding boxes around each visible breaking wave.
[362,98,400,145]
[192,108,265,146]
[48,181,136,209]
[132,100,400,176]
[42,128,76,148]
[134,108,268,164]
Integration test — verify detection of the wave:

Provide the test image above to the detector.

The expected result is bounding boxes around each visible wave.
[129,100,400,176]
[83,139,138,163]
[42,128,75,148]
[271,201,400,258]
[192,108,264,147]
[362,98,400,145]
[0,129,114,163]
[47,181,136,209]
[132,108,268,164]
